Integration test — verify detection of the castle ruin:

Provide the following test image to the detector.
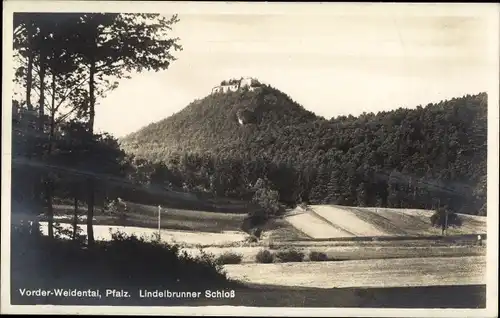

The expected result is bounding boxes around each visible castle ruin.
[211,77,261,94]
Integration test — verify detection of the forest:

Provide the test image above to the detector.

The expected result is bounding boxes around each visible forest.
[121,87,488,217]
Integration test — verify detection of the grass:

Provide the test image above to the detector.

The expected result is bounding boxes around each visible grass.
[179,244,485,266]
[10,222,486,308]
[49,203,247,233]
[263,217,311,241]
[223,255,487,289]
[284,205,487,240]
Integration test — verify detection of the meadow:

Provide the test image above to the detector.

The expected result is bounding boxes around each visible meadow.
[34,201,487,294]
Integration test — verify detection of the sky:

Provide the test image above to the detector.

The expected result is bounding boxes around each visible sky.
[11,3,498,138]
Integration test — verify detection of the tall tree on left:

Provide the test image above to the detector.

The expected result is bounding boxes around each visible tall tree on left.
[70,13,182,245]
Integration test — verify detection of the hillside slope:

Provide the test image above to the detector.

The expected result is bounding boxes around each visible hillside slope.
[285,205,487,239]
[121,82,319,161]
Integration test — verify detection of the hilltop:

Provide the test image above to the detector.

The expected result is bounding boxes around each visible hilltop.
[121,79,319,160]
[120,79,487,216]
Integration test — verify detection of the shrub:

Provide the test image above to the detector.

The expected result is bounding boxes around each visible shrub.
[255,249,274,263]
[309,251,328,262]
[275,249,304,263]
[11,226,232,292]
[215,252,243,265]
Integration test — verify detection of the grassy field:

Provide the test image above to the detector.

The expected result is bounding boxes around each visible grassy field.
[40,222,247,246]
[285,205,487,239]
[50,202,247,233]
[223,256,486,289]
[182,244,485,264]
[48,202,487,240]
[40,220,486,262]
[14,198,490,311]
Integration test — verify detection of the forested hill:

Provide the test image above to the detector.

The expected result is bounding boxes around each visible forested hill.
[121,83,320,160]
[120,81,487,216]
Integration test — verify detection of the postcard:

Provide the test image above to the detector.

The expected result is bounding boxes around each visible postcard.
[2,1,498,316]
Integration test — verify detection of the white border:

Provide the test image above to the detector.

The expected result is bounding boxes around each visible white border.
[2,1,499,317]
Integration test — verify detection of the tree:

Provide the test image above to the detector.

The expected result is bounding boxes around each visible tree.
[430,207,463,235]
[249,178,281,225]
[68,13,182,245]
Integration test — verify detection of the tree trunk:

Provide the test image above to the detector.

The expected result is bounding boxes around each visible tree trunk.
[72,194,78,240]
[26,25,33,111]
[45,73,57,239]
[38,54,51,237]
[46,181,54,239]
[86,57,96,246]
[38,57,46,132]
[87,178,95,246]
[88,58,96,135]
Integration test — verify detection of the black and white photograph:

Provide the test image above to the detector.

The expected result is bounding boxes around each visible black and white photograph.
[1,1,499,316]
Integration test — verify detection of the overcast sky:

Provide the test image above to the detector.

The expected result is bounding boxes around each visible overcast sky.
[7,2,497,138]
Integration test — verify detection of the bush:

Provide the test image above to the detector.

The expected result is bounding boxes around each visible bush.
[215,252,243,265]
[309,251,328,262]
[255,249,274,263]
[11,226,231,292]
[275,249,304,263]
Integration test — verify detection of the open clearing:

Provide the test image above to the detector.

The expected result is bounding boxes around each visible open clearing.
[40,222,246,246]
[39,202,487,250]
[49,202,246,233]
[285,205,486,239]
[183,245,485,263]
[223,256,486,289]
[39,221,486,263]
[48,202,486,240]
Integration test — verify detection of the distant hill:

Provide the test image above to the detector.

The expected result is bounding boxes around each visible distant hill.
[121,80,320,161]
[120,79,487,216]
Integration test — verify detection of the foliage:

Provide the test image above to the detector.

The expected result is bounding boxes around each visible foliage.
[275,249,305,263]
[11,225,231,290]
[105,198,128,224]
[255,249,275,263]
[309,251,328,262]
[215,252,243,265]
[252,178,281,217]
[430,207,463,229]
